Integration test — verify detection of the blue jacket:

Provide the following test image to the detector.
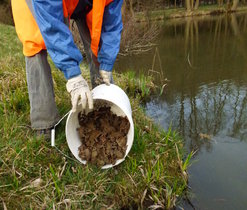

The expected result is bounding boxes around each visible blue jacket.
[32,0,123,80]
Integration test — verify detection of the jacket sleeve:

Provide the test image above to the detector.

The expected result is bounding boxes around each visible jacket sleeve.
[32,0,82,80]
[98,0,123,71]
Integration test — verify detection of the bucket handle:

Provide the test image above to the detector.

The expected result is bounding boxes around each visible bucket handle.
[50,111,81,163]
[51,111,70,147]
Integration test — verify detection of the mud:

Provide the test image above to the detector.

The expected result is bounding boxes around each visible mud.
[77,106,130,167]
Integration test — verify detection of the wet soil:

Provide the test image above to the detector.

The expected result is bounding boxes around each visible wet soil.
[77,106,130,167]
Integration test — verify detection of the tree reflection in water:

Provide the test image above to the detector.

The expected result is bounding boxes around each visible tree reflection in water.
[116,12,247,209]
[144,13,247,153]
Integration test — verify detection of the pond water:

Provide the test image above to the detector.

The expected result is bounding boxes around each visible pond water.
[116,13,247,209]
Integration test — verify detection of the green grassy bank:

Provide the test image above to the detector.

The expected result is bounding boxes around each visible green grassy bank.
[0,24,190,209]
[135,5,247,21]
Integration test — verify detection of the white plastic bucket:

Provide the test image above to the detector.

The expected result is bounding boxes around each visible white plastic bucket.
[65,84,134,169]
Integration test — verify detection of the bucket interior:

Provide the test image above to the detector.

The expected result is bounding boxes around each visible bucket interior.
[66,99,134,169]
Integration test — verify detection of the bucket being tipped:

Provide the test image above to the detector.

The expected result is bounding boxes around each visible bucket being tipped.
[65,84,134,169]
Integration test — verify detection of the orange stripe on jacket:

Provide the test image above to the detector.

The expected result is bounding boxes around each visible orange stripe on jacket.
[11,0,46,56]
[11,0,78,57]
[12,0,113,57]
[86,0,113,57]
[63,0,79,18]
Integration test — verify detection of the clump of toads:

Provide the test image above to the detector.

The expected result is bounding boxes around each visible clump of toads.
[77,106,130,167]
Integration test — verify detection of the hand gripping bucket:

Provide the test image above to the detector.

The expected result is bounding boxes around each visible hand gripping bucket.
[65,84,134,169]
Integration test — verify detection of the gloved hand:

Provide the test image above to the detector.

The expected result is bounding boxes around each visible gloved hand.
[99,70,112,86]
[66,75,93,113]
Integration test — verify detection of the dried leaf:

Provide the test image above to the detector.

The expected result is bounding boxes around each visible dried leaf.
[30,178,43,188]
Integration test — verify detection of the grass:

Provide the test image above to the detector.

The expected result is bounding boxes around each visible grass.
[0,23,189,209]
[135,4,247,21]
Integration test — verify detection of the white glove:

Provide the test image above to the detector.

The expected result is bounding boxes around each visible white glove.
[99,70,112,86]
[66,75,93,113]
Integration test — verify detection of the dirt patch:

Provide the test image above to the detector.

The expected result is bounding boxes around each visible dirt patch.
[77,106,130,167]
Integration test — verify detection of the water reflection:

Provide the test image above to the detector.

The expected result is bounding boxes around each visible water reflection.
[144,13,247,152]
[117,13,247,151]
[116,12,247,209]
[146,80,247,152]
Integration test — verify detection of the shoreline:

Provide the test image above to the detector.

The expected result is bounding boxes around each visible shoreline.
[2,4,247,26]
[135,5,247,22]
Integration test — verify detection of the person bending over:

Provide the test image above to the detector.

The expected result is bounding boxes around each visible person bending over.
[11,0,123,139]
